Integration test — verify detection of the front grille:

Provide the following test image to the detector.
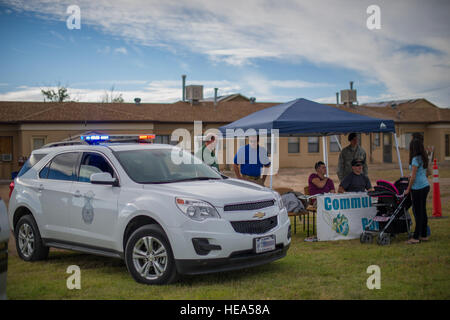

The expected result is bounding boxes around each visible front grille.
[230,216,278,234]
[224,199,275,212]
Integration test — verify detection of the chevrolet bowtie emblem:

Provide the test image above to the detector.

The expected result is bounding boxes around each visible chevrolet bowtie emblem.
[253,212,266,219]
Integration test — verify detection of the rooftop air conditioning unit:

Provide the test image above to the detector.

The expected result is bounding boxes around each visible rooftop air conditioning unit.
[185,85,203,102]
[340,89,357,105]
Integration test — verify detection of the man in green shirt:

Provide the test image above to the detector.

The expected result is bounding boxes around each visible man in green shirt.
[196,133,220,171]
[337,133,368,182]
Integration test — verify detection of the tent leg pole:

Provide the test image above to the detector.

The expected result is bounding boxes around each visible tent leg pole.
[334,135,342,151]
[394,133,403,177]
[270,133,274,189]
[322,136,329,177]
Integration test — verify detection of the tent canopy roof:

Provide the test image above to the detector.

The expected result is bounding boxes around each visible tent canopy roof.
[219,98,395,137]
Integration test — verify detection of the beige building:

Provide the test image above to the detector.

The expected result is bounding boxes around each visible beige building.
[0,98,449,179]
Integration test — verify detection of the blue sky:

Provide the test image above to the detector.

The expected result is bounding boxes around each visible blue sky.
[0,0,448,107]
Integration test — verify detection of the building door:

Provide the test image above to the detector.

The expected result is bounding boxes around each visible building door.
[0,136,13,179]
[383,133,392,163]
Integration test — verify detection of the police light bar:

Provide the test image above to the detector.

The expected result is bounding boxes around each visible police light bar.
[79,134,156,144]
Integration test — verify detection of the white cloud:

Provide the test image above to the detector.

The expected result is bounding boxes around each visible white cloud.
[114,47,128,55]
[2,0,450,106]
[97,46,111,54]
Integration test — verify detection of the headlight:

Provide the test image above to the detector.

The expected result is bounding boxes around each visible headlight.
[273,191,285,211]
[175,197,220,221]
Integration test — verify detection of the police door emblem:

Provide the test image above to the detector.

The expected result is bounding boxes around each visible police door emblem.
[82,191,95,224]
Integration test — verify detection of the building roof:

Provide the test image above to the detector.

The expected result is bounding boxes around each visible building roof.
[0,100,277,123]
[331,99,450,124]
[0,98,448,125]
[202,93,251,103]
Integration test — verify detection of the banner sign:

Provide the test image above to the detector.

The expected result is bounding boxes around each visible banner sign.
[316,192,378,241]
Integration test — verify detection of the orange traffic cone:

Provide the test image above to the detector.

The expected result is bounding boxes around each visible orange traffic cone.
[432,159,442,218]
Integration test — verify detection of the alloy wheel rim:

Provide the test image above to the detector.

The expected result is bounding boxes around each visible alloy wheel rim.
[18,223,35,258]
[132,236,168,280]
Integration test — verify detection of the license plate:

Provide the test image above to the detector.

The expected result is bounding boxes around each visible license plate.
[255,235,276,254]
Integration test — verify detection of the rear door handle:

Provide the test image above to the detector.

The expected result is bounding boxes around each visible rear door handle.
[38,184,44,192]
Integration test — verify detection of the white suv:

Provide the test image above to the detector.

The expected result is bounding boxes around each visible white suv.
[8,140,291,284]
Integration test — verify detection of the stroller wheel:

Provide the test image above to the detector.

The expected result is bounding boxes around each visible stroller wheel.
[360,232,373,244]
[377,233,391,246]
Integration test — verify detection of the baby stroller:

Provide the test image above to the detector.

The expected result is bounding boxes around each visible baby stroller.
[360,177,412,245]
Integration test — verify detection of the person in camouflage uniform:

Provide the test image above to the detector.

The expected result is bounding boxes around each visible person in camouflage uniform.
[337,133,368,182]
[196,133,220,172]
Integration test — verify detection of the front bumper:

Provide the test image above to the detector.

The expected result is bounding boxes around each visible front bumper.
[175,243,290,275]
[166,208,291,260]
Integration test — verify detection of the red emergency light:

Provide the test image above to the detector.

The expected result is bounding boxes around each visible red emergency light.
[139,135,156,140]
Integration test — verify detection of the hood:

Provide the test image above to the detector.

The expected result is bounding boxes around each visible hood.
[143,178,275,208]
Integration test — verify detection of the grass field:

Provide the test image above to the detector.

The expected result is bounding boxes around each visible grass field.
[2,165,450,300]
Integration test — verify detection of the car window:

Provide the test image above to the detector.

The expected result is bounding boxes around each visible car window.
[45,152,79,181]
[78,152,115,182]
[17,153,47,177]
[39,161,50,179]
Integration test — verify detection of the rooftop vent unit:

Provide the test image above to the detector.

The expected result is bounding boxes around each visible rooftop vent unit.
[185,85,203,104]
[249,97,256,104]
[134,97,141,105]
[340,81,357,107]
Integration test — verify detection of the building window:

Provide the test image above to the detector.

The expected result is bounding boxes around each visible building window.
[308,137,319,153]
[329,135,341,152]
[155,135,169,144]
[288,137,300,153]
[32,137,46,150]
[373,133,380,147]
[266,139,277,155]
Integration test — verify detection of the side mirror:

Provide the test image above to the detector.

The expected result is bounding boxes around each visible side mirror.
[90,172,118,186]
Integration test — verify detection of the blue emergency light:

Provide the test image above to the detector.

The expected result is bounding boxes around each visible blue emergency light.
[81,135,110,143]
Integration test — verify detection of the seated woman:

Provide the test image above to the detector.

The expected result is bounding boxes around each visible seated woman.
[308,161,336,196]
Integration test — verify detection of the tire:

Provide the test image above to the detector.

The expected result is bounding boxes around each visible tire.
[125,224,179,285]
[377,233,391,246]
[360,232,373,244]
[14,215,49,261]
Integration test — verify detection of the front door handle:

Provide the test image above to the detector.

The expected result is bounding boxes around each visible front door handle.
[38,184,44,192]
[73,190,82,198]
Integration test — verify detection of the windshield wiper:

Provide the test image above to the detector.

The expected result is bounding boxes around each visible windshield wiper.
[166,177,222,183]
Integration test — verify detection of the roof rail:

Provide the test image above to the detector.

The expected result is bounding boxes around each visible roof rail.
[41,141,88,148]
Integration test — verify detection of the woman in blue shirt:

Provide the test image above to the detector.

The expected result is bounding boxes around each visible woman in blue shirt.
[404,137,430,244]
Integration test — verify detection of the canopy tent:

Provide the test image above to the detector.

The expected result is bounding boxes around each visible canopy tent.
[219,98,401,188]
[219,98,395,135]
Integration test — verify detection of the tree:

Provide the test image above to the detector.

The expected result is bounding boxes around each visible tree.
[101,85,124,103]
[41,84,71,102]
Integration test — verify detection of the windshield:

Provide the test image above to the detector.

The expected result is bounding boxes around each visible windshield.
[115,148,222,184]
